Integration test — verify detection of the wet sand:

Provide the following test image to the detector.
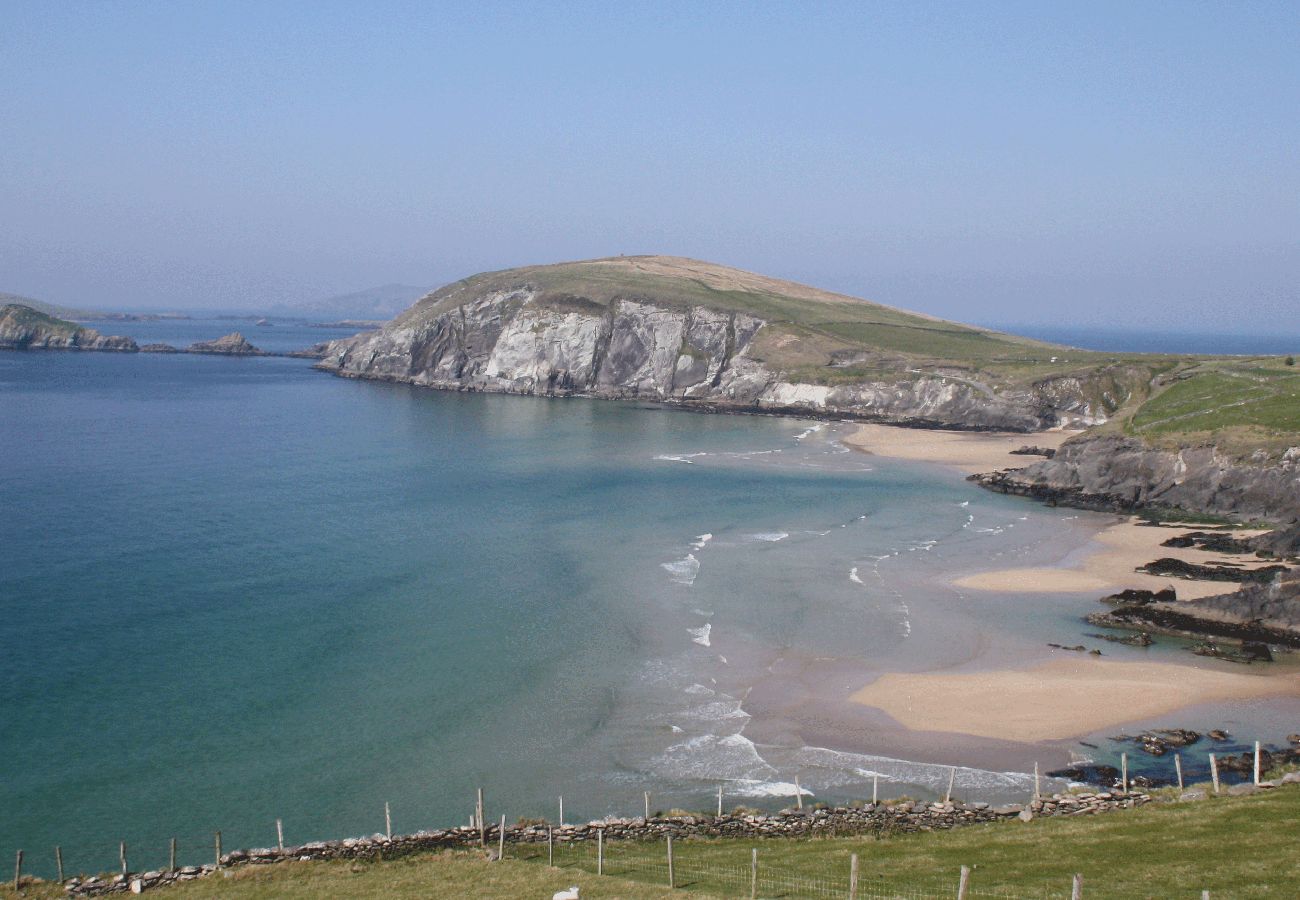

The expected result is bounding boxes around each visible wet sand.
[849,657,1300,742]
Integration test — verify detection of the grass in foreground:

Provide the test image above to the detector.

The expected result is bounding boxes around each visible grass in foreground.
[8,786,1298,899]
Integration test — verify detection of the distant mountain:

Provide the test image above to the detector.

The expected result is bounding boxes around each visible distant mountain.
[273,284,431,321]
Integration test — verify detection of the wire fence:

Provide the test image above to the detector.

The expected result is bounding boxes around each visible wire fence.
[512,835,1063,899]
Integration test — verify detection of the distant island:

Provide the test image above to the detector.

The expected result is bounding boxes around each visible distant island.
[0,304,270,358]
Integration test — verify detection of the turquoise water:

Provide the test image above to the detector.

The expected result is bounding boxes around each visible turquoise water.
[3,334,1276,878]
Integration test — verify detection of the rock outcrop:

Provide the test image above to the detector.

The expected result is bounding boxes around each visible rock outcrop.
[187,332,265,355]
[1088,571,1300,647]
[0,304,138,352]
[972,435,1300,524]
[315,260,1138,431]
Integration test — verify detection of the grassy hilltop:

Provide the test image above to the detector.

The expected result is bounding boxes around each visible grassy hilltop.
[394,255,1299,458]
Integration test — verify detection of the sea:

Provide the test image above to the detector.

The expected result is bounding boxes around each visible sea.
[2,319,1295,877]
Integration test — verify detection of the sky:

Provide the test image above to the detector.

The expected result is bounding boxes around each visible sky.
[1,1,1296,330]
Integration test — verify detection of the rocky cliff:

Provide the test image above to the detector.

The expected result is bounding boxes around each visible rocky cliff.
[973,435,1300,524]
[0,304,138,352]
[316,257,1145,431]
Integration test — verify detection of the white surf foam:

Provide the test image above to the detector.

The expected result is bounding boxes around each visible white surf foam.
[654,452,710,464]
[748,532,789,542]
[849,567,863,585]
[662,553,700,585]
[690,533,713,550]
[793,423,824,441]
[688,623,712,647]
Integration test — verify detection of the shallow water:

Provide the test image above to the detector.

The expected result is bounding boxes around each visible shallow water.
[0,340,1286,876]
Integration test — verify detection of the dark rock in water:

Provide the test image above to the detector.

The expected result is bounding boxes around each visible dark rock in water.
[1010,445,1056,458]
[1048,643,1088,652]
[1087,571,1300,648]
[1287,734,1300,745]
[1138,557,1288,583]
[187,332,265,355]
[1049,763,1119,784]
[1102,588,1177,605]
[1241,641,1274,662]
[140,343,180,353]
[1208,730,1231,741]
[1086,631,1154,646]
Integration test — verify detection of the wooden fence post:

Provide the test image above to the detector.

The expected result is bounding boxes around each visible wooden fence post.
[645,791,650,821]
[794,775,803,810]
[597,827,603,875]
[957,865,970,900]
[1121,752,1128,793]
[1254,741,1262,785]
[1201,891,1210,899]
[56,845,65,882]
[385,802,392,841]
[1175,753,1184,791]
[477,788,485,846]
[1071,872,1083,899]
[277,818,284,852]
[215,831,222,868]
[547,827,554,867]
[717,784,723,817]
[946,766,956,804]
[1033,761,1041,799]
[13,849,22,892]
[666,835,674,888]
[498,815,506,862]
[750,848,758,900]
[872,773,878,804]
[559,795,564,826]
[850,852,860,900]
[120,841,127,875]
[1210,753,1220,793]
[169,838,176,871]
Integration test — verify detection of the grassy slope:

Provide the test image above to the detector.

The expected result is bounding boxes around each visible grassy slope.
[399,256,1300,456]
[10,786,1297,899]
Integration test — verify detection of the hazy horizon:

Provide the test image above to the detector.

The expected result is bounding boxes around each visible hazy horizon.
[2,2,1296,333]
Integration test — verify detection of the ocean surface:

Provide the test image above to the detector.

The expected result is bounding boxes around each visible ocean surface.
[1,319,1292,877]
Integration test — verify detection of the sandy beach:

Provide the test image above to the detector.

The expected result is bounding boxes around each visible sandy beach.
[840,422,1294,743]
[842,423,1274,600]
[955,518,1275,601]
[850,657,1300,742]
[841,423,1081,475]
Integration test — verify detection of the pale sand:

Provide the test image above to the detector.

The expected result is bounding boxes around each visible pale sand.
[842,424,1081,475]
[841,423,1272,600]
[850,657,1300,742]
[955,519,1274,600]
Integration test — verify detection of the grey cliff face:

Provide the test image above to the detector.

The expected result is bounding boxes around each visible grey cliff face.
[317,289,1104,431]
[982,435,1300,523]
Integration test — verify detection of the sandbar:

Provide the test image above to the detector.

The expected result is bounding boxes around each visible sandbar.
[849,657,1300,742]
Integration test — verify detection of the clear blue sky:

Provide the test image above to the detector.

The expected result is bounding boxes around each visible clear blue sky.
[1,1,1296,330]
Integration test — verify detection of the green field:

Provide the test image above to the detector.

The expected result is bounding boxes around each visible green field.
[9,785,1298,899]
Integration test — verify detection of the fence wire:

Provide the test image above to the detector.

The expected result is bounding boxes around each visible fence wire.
[515,837,1060,900]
